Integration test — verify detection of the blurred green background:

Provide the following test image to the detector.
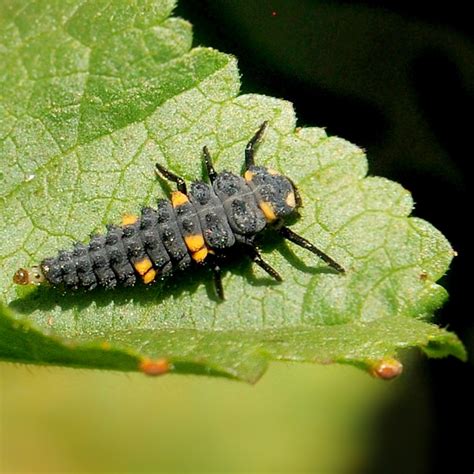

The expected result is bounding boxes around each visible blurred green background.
[1,1,473,472]
[2,361,427,473]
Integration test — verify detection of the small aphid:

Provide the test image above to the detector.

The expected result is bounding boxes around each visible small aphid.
[13,122,345,300]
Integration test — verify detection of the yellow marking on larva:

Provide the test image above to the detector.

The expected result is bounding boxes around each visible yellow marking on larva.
[286,191,296,208]
[171,191,189,207]
[134,257,153,276]
[192,247,208,263]
[185,234,205,253]
[259,201,277,222]
[142,268,157,284]
[268,168,280,175]
[122,213,138,226]
[244,170,254,182]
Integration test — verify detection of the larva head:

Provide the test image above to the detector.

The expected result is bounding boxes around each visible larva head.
[13,265,45,286]
[244,166,302,223]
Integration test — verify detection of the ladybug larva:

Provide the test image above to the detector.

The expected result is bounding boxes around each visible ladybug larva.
[13,122,345,300]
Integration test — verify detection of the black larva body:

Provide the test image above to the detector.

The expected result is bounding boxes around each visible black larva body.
[42,174,275,291]
[13,123,345,299]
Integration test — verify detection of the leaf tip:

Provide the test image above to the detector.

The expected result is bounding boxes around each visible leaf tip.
[370,358,403,380]
[139,357,171,376]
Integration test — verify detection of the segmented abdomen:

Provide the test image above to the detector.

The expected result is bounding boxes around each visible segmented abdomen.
[41,207,172,290]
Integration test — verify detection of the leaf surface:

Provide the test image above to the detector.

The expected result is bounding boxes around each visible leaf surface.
[0,0,465,382]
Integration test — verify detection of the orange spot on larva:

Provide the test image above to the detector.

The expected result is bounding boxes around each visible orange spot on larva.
[122,213,138,226]
[184,234,205,253]
[371,358,403,380]
[139,358,170,376]
[244,170,254,182]
[192,246,208,263]
[133,257,153,276]
[171,191,189,207]
[142,268,157,284]
[259,201,277,222]
[101,341,111,350]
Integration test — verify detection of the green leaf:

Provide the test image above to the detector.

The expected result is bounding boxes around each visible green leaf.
[0,0,466,382]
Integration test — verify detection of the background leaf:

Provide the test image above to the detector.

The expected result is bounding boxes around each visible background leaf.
[0,0,465,382]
